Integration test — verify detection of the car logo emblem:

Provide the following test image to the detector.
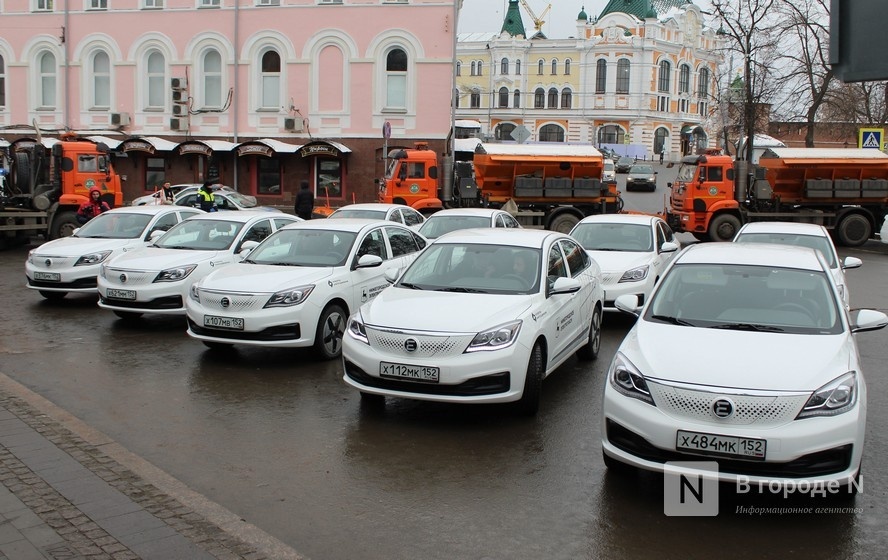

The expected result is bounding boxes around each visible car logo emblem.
[220,297,230,308]
[404,338,418,352]
[712,398,735,419]
[119,274,127,283]
[45,259,52,267]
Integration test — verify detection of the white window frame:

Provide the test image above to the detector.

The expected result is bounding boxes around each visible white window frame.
[0,55,6,109]
[200,48,224,109]
[87,0,108,9]
[143,0,163,8]
[37,51,57,109]
[144,49,166,110]
[258,48,282,110]
[198,0,220,7]
[90,50,112,110]
[383,46,408,112]
[657,95,670,113]
[256,0,279,5]
[34,0,54,11]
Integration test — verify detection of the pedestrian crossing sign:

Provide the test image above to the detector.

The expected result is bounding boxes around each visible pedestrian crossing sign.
[858,128,884,149]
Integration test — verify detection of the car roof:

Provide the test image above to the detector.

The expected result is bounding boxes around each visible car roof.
[183,211,292,224]
[430,227,565,248]
[575,213,658,226]
[331,203,410,212]
[736,221,828,237]
[107,205,199,216]
[676,242,827,271]
[425,208,506,218]
[280,218,403,233]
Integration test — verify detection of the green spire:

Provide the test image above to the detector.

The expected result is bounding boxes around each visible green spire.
[501,0,527,38]
[578,6,588,21]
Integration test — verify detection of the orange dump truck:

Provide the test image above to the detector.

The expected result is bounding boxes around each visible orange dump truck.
[379,142,622,233]
[666,148,888,246]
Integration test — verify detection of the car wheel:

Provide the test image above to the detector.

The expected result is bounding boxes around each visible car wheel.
[39,291,67,301]
[202,340,234,350]
[315,303,347,360]
[113,310,143,321]
[515,342,544,416]
[576,305,601,361]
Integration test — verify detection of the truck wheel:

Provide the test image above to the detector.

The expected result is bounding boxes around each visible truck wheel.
[708,214,741,242]
[835,214,872,247]
[548,213,580,234]
[50,211,79,239]
[11,152,32,194]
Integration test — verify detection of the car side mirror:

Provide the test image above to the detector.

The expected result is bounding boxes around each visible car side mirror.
[614,294,641,316]
[356,254,384,270]
[149,230,165,242]
[660,241,679,253]
[549,277,581,295]
[384,267,401,283]
[850,309,888,333]
[842,256,863,270]
[239,240,259,257]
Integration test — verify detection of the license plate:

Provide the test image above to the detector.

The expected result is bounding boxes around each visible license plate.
[106,288,136,300]
[34,272,61,282]
[204,315,244,330]
[380,361,439,383]
[676,430,766,460]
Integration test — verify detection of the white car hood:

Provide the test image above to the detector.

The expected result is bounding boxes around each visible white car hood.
[108,246,224,270]
[586,251,652,273]
[32,236,139,257]
[198,263,333,292]
[624,321,853,392]
[360,287,532,333]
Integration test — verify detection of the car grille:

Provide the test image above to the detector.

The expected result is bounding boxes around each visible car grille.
[647,381,808,426]
[344,360,510,396]
[188,319,301,341]
[606,420,852,478]
[31,255,77,268]
[365,326,474,358]
[199,290,265,312]
[103,268,155,286]
[29,277,97,289]
[600,272,623,286]
[101,295,182,310]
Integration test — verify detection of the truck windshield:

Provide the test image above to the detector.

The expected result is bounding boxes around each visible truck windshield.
[384,155,399,179]
[675,163,698,183]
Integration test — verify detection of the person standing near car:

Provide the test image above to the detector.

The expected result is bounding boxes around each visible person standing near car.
[198,180,216,212]
[76,187,111,224]
[160,182,175,205]
[295,180,314,220]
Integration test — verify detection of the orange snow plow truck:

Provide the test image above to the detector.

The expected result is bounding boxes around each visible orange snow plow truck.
[666,147,888,246]
[379,142,622,233]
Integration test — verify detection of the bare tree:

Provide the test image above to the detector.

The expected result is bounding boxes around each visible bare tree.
[711,0,781,162]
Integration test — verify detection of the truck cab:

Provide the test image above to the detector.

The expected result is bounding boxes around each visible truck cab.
[379,143,443,214]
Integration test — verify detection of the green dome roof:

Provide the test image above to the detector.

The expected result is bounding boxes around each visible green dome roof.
[578,6,588,21]
[501,0,527,38]
[599,0,692,20]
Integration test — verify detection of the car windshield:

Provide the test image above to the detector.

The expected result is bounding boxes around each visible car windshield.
[734,233,837,268]
[418,216,491,239]
[226,192,257,208]
[571,223,653,252]
[630,165,654,174]
[644,263,841,334]
[329,209,387,220]
[618,158,633,164]
[246,228,357,267]
[75,212,152,239]
[604,162,614,171]
[398,243,541,295]
[155,219,245,251]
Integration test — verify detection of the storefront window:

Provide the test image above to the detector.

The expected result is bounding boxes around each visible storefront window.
[317,158,342,198]
[257,158,281,194]
[145,158,165,191]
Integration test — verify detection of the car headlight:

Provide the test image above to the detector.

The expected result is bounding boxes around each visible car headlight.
[797,372,857,419]
[627,177,634,182]
[265,285,314,308]
[465,320,522,353]
[153,265,197,282]
[75,251,112,266]
[347,314,369,345]
[619,265,649,283]
[27,250,36,265]
[609,352,655,405]
[189,283,201,303]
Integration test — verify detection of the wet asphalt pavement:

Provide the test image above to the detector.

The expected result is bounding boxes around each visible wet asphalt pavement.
[3,175,888,559]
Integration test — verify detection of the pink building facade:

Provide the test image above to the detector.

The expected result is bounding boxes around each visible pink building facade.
[0,0,457,207]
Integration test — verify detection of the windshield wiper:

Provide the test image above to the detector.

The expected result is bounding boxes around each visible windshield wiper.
[398,282,424,290]
[435,286,486,293]
[650,314,694,326]
[709,323,785,332]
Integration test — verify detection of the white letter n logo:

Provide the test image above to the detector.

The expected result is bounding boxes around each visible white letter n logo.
[664,461,719,516]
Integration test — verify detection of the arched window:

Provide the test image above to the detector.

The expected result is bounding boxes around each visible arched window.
[679,64,690,94]
[564,59,571,75]
[561,88,572,109]
[0,55,5,108]
[513,89,521,108]
[498,87,509,108]
[537,59,544,75]
[38,51,57,108]
[658,60,671,93]
[260,49,281,109]
[202,49,223,108]
[145,50,164,109]
[470,61,476,76]
[453,88,460,108]
[385,47,407,109]
[595,59,607,93]
[597,125,625,145]
[655,127,670,155]
[456,61,461,76]
[90,50,111,109]
[698,67,710,97]
[515,60,521,75]
[496,122,516,141]
[476,60,483,76]
[470,88,480,108]
[539,124,565,142]
[616,59,630,93]
[551,59,558,75]
[501,58,509,75]
[534,87,544,108]
[547,87,558,108]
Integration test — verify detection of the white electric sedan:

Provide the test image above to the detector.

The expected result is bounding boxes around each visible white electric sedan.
[417,208,521,239]
[569,214,680,311]
[98,212,301,320]
[733,221,861,308]
[26,205,203,300]
[327,203,425,229]
[602,243,887,492]
[185,219,427,359]
[343,229,604,415]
